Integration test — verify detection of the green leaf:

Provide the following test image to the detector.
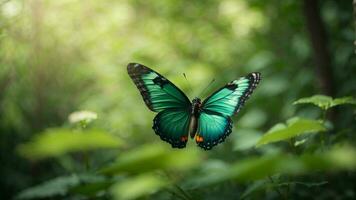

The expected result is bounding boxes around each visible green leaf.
[256,118,326,147]
[331,96,356,107]
[293,95,356,110]
[110,173,168,200]
[186,145,356,187]
[186,155,295,187]
[70,181,114,196]
[99,143,201,175]
[69,175,114,196]
[16,174,107,199]
[240,180,269,199]
[294,138,307,146]
[16,175,78,199]
[18,128,122,160]
[277,181,328,188]
[240,180,327,199]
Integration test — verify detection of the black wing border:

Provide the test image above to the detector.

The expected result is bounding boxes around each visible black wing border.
[201,72,261,116]
[127,63,191,112]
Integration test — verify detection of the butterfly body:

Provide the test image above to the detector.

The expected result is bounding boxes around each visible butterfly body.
[127,63,261,150]
[189,97,201,138]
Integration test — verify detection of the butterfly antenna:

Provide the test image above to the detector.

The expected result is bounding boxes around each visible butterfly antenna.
[183,73,193,96]
[199,78,215,97]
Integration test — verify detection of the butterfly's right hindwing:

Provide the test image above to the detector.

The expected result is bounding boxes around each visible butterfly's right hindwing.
[127,63,191,112]
[196,112,232,150]
[195,72,261,150]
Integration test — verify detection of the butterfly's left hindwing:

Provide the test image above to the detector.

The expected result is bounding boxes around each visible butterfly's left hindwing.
[196,72,261,150]
[127,63,191,112]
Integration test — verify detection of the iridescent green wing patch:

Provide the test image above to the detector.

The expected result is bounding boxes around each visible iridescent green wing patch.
[196,72,261,150]
[202,72,261,117]
[128,63,192,148]
[196,111,232,150]
[127,63,191,112]
[153,109,190,148]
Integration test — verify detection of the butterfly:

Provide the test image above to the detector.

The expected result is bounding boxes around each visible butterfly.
[127,63,261,150]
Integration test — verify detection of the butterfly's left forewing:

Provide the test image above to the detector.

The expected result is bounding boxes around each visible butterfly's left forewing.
[196,72,261,150]
[127,63,191,112]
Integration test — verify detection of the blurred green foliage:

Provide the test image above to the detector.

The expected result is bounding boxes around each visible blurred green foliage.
[99,143,201,175]
[1,0,355,199]
[110,173,168,200]
[293,95,356,110]
[256,118,326,147]
[18,128,122,160]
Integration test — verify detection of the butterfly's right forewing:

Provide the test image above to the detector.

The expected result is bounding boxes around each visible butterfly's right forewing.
[202,72,261,117]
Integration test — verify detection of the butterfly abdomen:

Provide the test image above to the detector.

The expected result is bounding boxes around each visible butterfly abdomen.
[189,97,202,138]
[188,116,197,138]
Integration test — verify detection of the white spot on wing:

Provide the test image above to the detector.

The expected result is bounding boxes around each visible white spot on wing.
[252,73,256,79]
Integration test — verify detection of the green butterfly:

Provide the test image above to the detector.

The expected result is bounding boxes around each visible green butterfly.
[127,63,261,150]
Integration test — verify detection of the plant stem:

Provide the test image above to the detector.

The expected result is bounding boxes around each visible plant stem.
[289,138,297,154]
[268,176,287,200]
[166,188,188,200]
[84,151,90,170]
[320,110,328,149]
[321,110,328,123]
[78,123,90,170]
[162,171,192,200]
[174,184,192,200]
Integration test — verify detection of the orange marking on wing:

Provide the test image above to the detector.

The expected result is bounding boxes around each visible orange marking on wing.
[195,135,204,143]
[180,136,188,142]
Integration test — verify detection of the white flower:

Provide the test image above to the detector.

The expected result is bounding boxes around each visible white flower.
[68,110,98,124]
